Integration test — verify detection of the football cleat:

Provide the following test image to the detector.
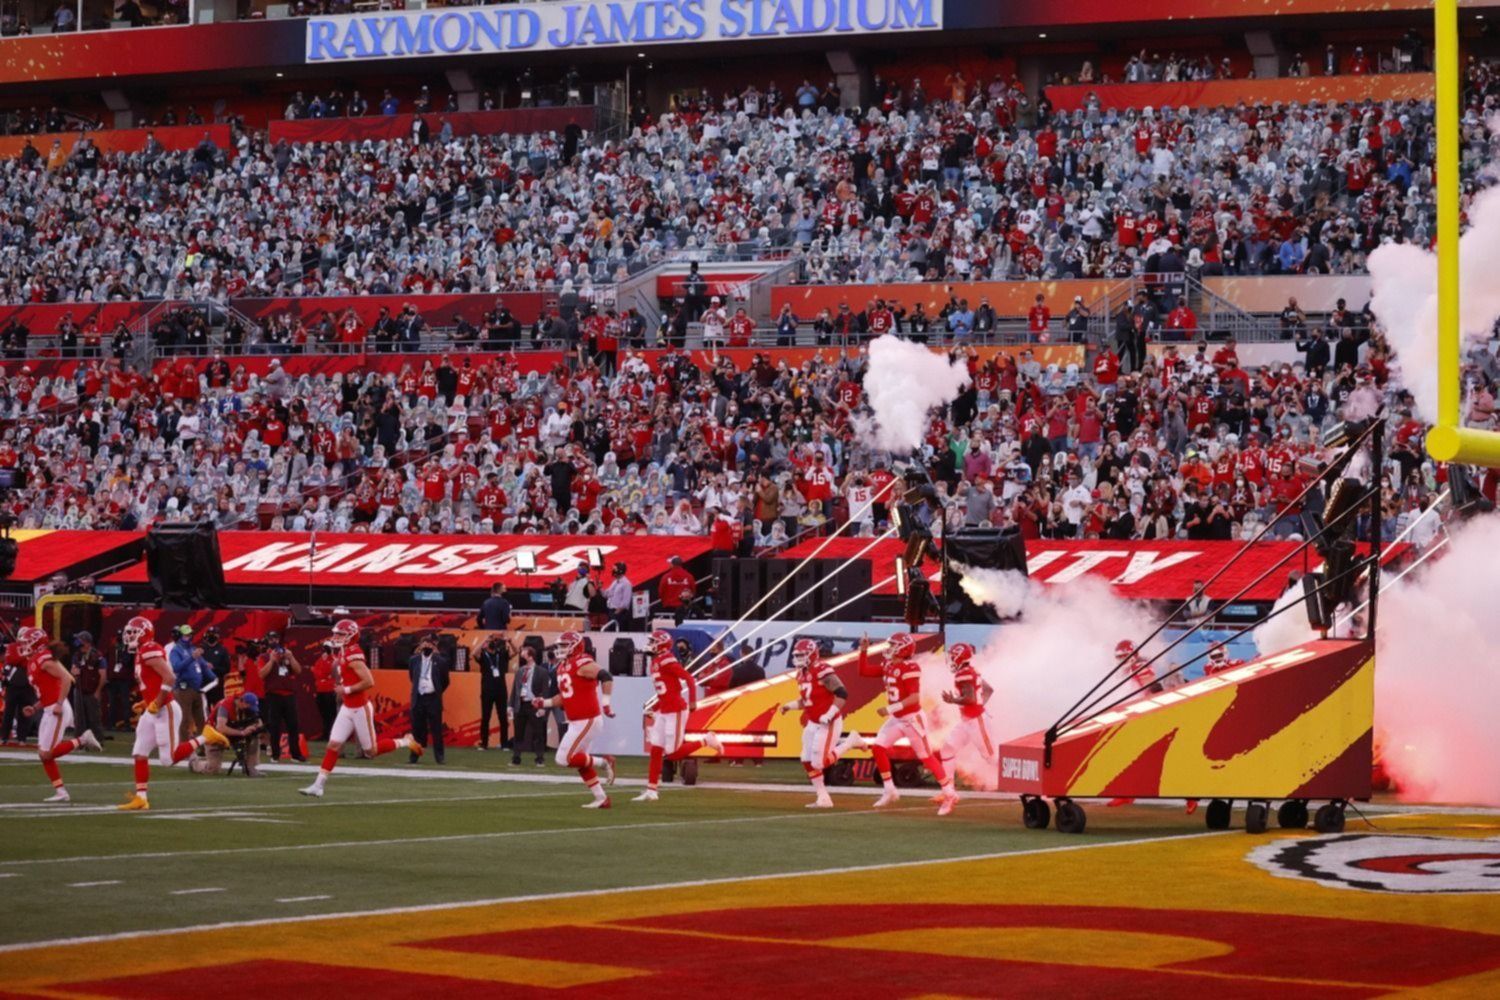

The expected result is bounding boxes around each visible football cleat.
[1185,799,1200,816]
[117,794,150,811]
[937,791,958,817]
[632,790,659,802]
[842,731,868,752]
[704,732,724,754]
[873,790,900,808]
[43,790,70,804]
[298,784,324,798]
[78,731,102,752]
[404,735,424,758]
[806,797,834,809]
[201,725,230,749]
[600,755,616,786]
[583,797,611,809]
[1107,797,1136,807]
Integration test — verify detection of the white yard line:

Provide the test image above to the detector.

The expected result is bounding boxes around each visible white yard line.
[65,880,120,888]
[276,895,332,904]
[0,829,1232,954]
[0,802,984,868]
[0,789,593,820]
[170,888,225,896]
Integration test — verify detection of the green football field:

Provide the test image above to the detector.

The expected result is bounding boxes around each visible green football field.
[0,744,1200,950]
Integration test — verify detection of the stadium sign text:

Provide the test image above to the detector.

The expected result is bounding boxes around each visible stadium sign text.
[306,0,943,63]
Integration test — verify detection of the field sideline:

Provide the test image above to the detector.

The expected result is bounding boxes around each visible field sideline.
[3,747,1499,997]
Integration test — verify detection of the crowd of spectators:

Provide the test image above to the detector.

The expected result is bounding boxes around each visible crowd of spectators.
[0,62,1466,308]
[0,299,1486,558]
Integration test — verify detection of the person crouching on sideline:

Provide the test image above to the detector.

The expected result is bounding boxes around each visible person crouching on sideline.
[191,692,265,776]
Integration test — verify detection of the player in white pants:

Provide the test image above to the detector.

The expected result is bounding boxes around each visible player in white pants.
[939,642,997,779]
[779,639,850,808]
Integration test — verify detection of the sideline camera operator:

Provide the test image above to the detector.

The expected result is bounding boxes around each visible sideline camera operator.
[257,631,305,761]
[191,692,265,776]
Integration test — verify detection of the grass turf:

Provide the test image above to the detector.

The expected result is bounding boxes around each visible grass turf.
[0,744,1207,949]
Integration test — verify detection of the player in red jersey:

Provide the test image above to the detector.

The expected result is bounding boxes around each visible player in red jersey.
[119,616,228,811]
[635,630,723,802]
[937,643,995,778]
[1116,639,1161,695]
[299,619,423,797]
[534,631,616,808]
[19,626,100,802]
[778,638,849,808]
[843,634,957,814]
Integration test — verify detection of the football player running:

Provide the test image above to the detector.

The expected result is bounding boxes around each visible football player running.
[19,626,100,802]
[938,642,996,780]
[535,631,616,808]
[778,638,849,808]
[118,616,229,811]
[300,619,423,797]
[635,630,723,802]
[842,634,958,815]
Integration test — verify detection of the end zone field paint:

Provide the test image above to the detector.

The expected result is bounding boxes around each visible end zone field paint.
[3,814,1499,997]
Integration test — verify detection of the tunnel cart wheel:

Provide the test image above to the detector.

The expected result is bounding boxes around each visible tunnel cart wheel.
[1205,798,1233,831]
[1314,801,1347,834]
[1277,799,1310,829]
[1244,801,1269,835]
[1021,795,1051,830]
[1055,798,1087,835]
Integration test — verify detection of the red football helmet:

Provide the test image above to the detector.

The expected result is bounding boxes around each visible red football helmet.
[1115,639,1136,657]
[1207,646,1228,665]
[887,633,917,661]
[555,630,584,658]
[947,642,975,670]
[329,619,360,648]
[122,615,153,650]
[16,625,47,656]
[791,638,818,670]
[648,629,673,655]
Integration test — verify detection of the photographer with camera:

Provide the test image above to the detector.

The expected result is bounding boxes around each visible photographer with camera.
[191,692,265,776]
[407,634,450,764]
[309,641,339,742]
[256,631,305,762]
[476,632,519,752]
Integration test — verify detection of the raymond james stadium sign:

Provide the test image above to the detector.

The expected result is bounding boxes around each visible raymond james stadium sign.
[306,0,943,63]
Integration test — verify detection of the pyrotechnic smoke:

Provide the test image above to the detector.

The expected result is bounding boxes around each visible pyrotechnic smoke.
[1367,177,1500,423]
[1368,516,1500,805]
[923,572,1156,789]
[860,335,969,453]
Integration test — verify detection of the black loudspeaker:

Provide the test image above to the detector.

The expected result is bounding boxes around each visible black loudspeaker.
[0,534,15,579]
[943,527,1029,624]
[736,559,766,614]
[1302,572,1332,630]
[789,561,822,619]
[609,637,640,677]
[145,522,227,610]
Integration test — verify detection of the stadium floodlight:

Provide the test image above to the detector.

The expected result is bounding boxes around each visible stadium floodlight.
[894,557,908,596]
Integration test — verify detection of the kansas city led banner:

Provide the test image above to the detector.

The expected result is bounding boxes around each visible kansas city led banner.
[306,0,943,64]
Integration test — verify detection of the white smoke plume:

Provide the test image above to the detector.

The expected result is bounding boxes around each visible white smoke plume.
[956,566,1031,619]
[1369,516,1500,805]
[860,335,970,453]
[923,573,1157,789]
[1367,178,1500,423]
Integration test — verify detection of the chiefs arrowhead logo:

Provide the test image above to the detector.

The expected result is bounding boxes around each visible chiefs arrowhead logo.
[1249,834,1500,894]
